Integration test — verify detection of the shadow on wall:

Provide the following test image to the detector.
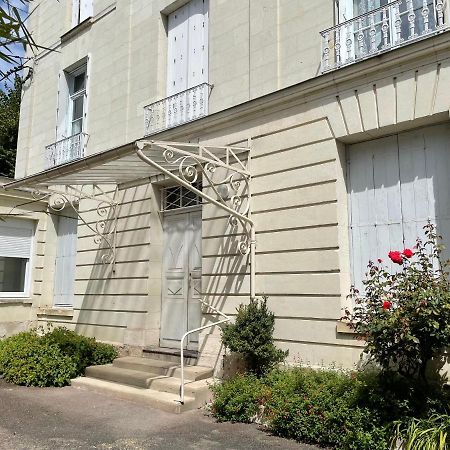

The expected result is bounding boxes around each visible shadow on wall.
[75,183,155,343]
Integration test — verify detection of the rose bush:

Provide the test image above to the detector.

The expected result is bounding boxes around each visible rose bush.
[344,222,450,383]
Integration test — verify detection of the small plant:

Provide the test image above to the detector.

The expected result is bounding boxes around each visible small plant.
[91,341,119,366]
[344,223,450,383]
[392,414,450,449]
[221,296,287,376]
[210,374,266,423]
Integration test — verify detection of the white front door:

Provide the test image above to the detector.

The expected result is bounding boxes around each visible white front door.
[160,210,202,349]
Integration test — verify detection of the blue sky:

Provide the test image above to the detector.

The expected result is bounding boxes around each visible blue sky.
[0,0,28,88]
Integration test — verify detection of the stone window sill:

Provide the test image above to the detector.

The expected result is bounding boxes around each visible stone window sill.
[336,321,358,335]
[0,298,33,305]
[37,308,74,318]
[61,18,93,43]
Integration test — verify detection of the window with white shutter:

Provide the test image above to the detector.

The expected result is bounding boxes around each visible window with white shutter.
[56,63,87,141]
[72,0,93,27]
[167,0,209,96]
[53,210,78,308]
[0,219,34,297]
[347,124,450,293]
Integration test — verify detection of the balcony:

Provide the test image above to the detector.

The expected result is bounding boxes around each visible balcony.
[320,0,448,73]
[144,83,212,136]
[45,132,88,168]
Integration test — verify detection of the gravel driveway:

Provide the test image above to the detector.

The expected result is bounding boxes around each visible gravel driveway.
[0,379,319,450]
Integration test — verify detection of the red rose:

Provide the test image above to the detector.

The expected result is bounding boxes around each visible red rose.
[382,301,392,310]
[388,251,403,265]
[402,248,414,258]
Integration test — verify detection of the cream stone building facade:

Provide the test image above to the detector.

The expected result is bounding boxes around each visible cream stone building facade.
[2,0,450,374]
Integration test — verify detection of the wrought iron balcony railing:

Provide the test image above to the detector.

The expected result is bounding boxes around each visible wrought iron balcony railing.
[144,83,212,136]
[45,132,88,168]
[320,0,447,73]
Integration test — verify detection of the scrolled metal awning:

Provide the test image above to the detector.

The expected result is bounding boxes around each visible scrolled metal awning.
[3,140,256,298]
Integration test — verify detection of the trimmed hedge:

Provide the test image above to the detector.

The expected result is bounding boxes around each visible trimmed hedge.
[42,327,117,374]
[210,367,450,450]
[0,327,118,387]
[0,331,76,387]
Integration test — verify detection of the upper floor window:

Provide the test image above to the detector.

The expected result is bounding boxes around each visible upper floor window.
[56,62,88,140]
[72,0,93,27]
[143,1,210,135]
[68,68,86,136]
[337,0,390,22]
[167,0,209,97]
[338,0,439,31]
[47,60,89,167]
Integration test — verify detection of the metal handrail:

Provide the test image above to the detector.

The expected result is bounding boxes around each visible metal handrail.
[143,83,213,109]
[320,0,447,72]
[45,131,89,149]
[45,132,89,168]
[178,298,230,404]
[143,83,213,136]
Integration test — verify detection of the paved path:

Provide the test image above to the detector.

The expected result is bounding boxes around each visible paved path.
[0,379,318,450]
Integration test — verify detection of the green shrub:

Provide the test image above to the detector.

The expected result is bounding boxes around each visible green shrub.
[263,368,390,449]
[0,331,76,387]
[221,296,287,376]
[210,367,450,449]
[42,327,117,375]
[210,374,266,423]
[0,327,118,387]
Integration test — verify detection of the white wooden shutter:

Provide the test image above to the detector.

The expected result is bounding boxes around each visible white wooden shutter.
[348,124,450,292]
[187,0,208,88]
[80,0,93,23]
[348,136,403,291]
[338,0,354,22]
[54,213,77,307]
[56,72,70,140]
[167,0,208,96]
[72,0,80,27]
[0,220,33,259]
[167,4,189,96]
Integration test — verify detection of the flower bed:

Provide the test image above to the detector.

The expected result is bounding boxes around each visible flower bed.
[211,367,450,450]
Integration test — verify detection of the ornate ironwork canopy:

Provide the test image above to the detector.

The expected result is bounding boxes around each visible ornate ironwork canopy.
[3,140,256,297]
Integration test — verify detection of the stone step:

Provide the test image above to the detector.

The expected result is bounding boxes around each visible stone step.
[113,357,175,375]
[143,347,198,365]
[169,365,214,382]
[112,357,214,381]
[147,376,211,397]
[71,377,198,414]
[85,365,159,389]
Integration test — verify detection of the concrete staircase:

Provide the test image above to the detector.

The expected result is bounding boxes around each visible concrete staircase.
[71,355,215,413]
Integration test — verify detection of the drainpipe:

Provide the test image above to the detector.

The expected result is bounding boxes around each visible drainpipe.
[250,225,256,300]
[247,137,256,300]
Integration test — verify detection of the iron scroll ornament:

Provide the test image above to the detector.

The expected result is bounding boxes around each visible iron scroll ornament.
[32,188,118,266]
[162,148,251,255]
